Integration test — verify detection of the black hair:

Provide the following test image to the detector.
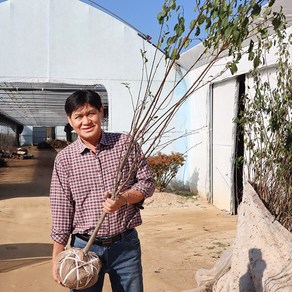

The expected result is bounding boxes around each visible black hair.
[65,90,103,116]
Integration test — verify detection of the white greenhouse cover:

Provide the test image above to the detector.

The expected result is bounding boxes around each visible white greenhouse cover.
[0,0,176,127]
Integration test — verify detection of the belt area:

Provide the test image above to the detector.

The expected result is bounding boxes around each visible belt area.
[74,229,134,246]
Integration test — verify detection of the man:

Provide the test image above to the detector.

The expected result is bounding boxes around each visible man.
[50,90,155,292]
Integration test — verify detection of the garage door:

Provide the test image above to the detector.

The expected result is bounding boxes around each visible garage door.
[211,79,238,211]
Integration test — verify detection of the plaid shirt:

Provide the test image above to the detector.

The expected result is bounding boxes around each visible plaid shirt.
[50,131,155,245]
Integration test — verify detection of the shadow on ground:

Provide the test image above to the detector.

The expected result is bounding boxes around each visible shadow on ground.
[0,243,52,272]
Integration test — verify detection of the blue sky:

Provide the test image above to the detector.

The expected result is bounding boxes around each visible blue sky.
[82,0,197,47]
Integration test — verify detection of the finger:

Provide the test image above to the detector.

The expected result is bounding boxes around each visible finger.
[103,201,112,213]
[103,206,112,214]
[104,191,112,198]
[54,276,62,285]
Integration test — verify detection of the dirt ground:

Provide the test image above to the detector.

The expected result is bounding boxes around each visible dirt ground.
[0,148,237,292]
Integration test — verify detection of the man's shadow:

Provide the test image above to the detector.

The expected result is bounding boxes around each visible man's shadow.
[239,248,267,291]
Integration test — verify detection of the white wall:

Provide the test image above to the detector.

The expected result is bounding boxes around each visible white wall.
[174,65,212,198]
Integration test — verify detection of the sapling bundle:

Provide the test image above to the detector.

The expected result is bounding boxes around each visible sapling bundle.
[55,0,281,289]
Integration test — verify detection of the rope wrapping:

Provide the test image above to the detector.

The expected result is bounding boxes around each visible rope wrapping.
[55,247,102,290]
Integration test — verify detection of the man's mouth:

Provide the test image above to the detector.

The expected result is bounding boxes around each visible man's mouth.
[81,126,94,132]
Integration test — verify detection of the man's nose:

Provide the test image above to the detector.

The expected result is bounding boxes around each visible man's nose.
[82,115,91,124]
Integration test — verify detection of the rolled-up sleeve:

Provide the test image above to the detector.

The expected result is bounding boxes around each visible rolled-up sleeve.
[50,156,74,245]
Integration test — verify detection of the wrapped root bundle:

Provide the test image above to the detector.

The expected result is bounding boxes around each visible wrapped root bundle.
[55,247,102,290]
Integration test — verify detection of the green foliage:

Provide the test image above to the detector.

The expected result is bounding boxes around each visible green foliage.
[236,15,292,231]
[156,0,276,73]
[147,152,186,192]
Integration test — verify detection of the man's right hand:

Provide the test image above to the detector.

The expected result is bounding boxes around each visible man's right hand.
[52,241,66,286]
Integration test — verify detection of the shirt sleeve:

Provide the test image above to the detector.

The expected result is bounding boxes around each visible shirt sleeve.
[130,142,156,200]
[50,155,74,245]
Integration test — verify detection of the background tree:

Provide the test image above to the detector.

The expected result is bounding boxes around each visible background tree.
[147,152,186,192]
[239,20,291,231]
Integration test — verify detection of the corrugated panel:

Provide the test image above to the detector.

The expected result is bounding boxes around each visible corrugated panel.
[0,82,108,127]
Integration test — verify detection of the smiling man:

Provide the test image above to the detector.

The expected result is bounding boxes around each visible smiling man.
[50,90,155,292]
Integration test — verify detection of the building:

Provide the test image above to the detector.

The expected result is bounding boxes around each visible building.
[0,0,291,212]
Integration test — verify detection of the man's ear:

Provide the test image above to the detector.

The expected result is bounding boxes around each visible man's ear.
[67,116,73,128]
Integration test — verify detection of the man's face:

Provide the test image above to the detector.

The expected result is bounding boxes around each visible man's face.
[67,103,104,147]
